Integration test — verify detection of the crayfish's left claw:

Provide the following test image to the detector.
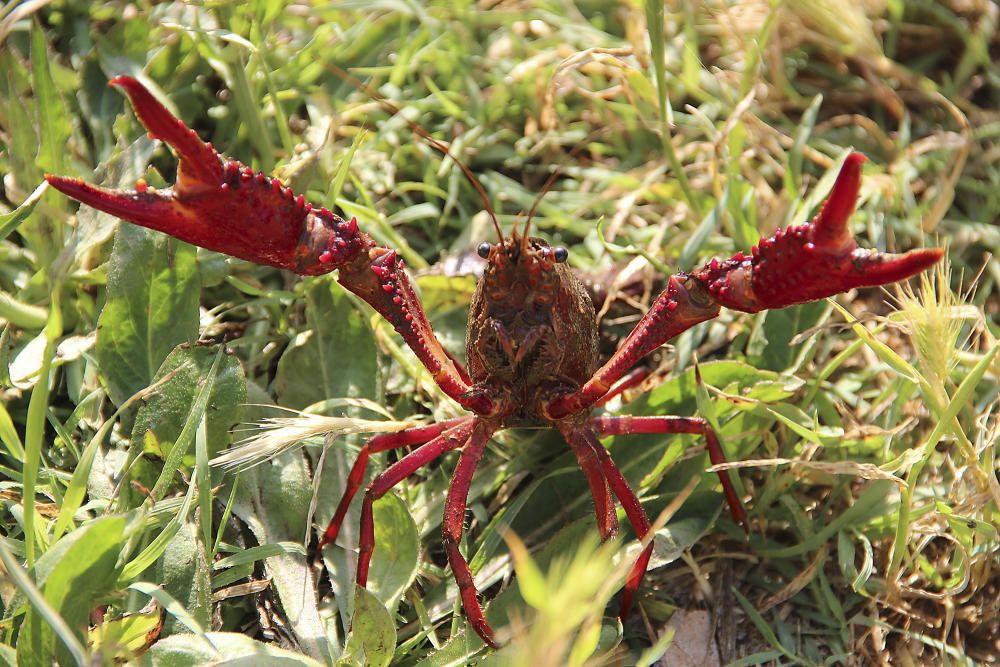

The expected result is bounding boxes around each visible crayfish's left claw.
[45,76,362,276]
[47,76,490,414]
[695,153,943,313]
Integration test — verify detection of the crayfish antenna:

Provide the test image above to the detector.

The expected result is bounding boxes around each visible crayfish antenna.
[326,63,505,244]
[519,127,612,249]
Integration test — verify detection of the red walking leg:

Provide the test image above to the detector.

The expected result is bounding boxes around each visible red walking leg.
[318,416,473,550]
[593,367,650,408]
[441,420,499,648]
[557,423,651,621]
[564,428,618,541]
[591,414,746,526]
[353,419,477,585]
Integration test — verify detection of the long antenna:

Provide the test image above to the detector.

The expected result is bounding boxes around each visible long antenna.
[327,63,504,243]
[519,127,611,249]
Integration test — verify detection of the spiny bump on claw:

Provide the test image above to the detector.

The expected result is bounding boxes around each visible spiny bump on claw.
[365,247,433,352]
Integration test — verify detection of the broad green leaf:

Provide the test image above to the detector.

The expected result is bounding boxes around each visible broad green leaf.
[132,632,324,667]
[97,225,200,406]
[0,541,87,667]
[342,586,396,667]
[637,360,780,415]
[648,494,720,569]
[145,346,225,502]
[18,516,126,667]
[132,344,246,464]
[748,301,829,371]
[368,494,420,612]
[153,522,212,636]
[275,280,379,410]
[87,604,163,663]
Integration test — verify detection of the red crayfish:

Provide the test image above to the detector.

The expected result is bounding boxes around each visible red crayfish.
[46,76,942,648]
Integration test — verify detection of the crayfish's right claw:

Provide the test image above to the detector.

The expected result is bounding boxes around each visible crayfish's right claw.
[696,153,943,313]
[45,76,362,276]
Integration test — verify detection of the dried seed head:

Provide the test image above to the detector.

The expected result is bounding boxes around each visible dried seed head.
[212,409,420,472]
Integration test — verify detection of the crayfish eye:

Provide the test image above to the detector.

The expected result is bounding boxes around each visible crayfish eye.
[477,242,492,259]
[553,246,569,263]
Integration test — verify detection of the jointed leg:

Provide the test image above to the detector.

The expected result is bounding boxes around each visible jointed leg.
[564,428,618,541]
[441,420,499,648]
[591,415,746,526]
[318,417,472,550]
[353,419,477,584]
[558,423,652,621]
[593,367,650,408]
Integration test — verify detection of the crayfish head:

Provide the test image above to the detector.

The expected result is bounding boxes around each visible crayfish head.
[467,234,600,413]
[476,234,569,300]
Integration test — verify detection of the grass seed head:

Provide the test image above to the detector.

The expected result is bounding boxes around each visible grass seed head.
[212,410,419,471]
[890,255,976,399]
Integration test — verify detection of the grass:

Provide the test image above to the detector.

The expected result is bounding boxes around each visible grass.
[1,1,998,665]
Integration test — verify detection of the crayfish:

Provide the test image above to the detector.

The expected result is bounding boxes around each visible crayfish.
[46,76,942,648]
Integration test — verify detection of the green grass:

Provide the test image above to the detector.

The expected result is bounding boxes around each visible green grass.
[1,1,998,665]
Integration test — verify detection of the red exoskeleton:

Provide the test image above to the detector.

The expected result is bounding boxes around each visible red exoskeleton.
[46,76,943,648]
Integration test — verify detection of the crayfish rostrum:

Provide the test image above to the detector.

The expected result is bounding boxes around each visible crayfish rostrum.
[46,76,942,648]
